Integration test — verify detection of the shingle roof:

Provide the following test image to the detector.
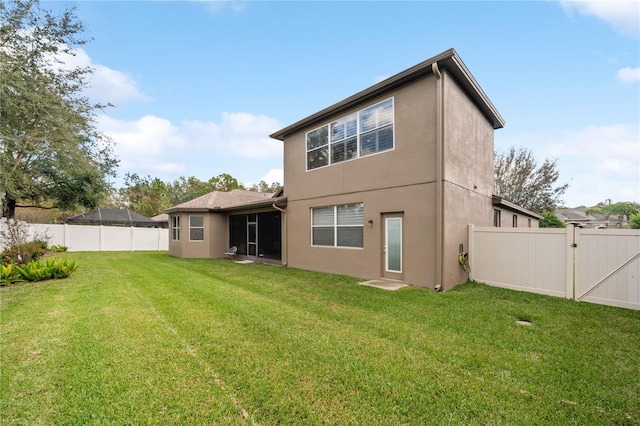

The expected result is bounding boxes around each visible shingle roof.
[555,209,594,221]
[165,189,283,213]
[66,208,158,227]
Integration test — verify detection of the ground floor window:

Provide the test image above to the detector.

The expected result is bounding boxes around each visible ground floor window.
[311,203,363,248]
[189,215,204,241]
[229,211,281,260]
[171,215,180,240]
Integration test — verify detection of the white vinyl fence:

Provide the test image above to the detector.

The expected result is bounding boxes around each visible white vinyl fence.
[468,225,640,310]
[0,220,168,252]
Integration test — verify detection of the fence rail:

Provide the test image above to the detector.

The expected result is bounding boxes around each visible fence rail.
[468,225,640,310]
[0,220,168,252]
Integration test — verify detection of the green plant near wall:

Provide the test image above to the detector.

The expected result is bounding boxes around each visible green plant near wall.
[1,258,78,286]
[0,263,23,286]
[539,211,566,228]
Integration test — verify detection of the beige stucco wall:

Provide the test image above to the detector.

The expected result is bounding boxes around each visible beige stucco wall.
[286,184,437,286]
[495,208,540,228]
[168,212,227,259]
[283,78,438,202]
[282,69,500,289]
[441,71,496,289]
[283,78,442,287]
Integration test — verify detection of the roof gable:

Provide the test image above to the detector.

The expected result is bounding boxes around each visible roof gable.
[270,48,504,141]
[165,189,280,213]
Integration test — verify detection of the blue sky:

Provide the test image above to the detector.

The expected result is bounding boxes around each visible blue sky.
[48,0,639,207]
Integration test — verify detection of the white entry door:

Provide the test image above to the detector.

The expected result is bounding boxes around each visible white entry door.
[382,214,403,281]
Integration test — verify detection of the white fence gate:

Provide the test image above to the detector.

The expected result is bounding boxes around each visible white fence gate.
[0,220,168,252]
[468,225,640,311]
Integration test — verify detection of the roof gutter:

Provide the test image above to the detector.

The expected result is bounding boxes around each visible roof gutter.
[433,61,444,292]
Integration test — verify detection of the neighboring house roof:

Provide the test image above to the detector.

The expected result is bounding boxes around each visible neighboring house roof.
[555,209,627,227]
[66,208,158,227]
[151,213,169,223]
[554,209,595,222]
[492,196,543,219]
[270,48,505,141]
[165,189,286,213]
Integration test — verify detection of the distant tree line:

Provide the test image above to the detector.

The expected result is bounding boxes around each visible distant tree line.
[110,173,282,218]
[586,200,640,229]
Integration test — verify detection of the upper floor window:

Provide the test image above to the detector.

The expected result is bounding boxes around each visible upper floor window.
[171,216,180,241]
[306,98,394,170]
[189,215,204,241]
[493,210,501,227]
[512,214,518,228]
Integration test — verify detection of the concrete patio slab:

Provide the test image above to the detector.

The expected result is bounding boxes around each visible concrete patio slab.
[359,279,409,291]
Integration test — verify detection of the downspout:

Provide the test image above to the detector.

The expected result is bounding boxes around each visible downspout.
[272,204,287,266]
[432,62,444,292]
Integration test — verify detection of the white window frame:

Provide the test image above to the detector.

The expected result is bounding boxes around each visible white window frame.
[305,98,394,171]
[189,214,204,242]
[171,215,180,241]
[311,203,364,249]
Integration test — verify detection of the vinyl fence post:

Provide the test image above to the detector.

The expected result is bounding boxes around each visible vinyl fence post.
[467,224,475,281]
[64,223,69,249]
[131,227,135,252]
[565,226,574,299]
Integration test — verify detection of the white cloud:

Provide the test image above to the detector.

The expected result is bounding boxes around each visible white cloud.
[98,112,282,179]
[261,169,284,186]
[559,0,640,37]
[55,47,151,105]
[617,66,640,83]
[98,115,187,175]
[496,123,640,207]
[184,112,282,159]
[544,124,640,206]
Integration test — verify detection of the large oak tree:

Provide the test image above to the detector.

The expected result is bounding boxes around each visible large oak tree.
[1,0,118,218]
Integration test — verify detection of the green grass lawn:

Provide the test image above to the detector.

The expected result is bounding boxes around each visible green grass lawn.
[1,252,639,425]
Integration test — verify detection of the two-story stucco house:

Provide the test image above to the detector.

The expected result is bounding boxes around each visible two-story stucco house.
[168,48,505,291]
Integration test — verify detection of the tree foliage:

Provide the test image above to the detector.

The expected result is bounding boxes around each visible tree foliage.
[0,0,118,218]
[494,147,568,214]
[116,174,170,219]
[248,180,283,193]
[587,200,640,227]
[539,212,566,228]
[114,173,282,217]
[208,173,244,193]
[629,212,640,229]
